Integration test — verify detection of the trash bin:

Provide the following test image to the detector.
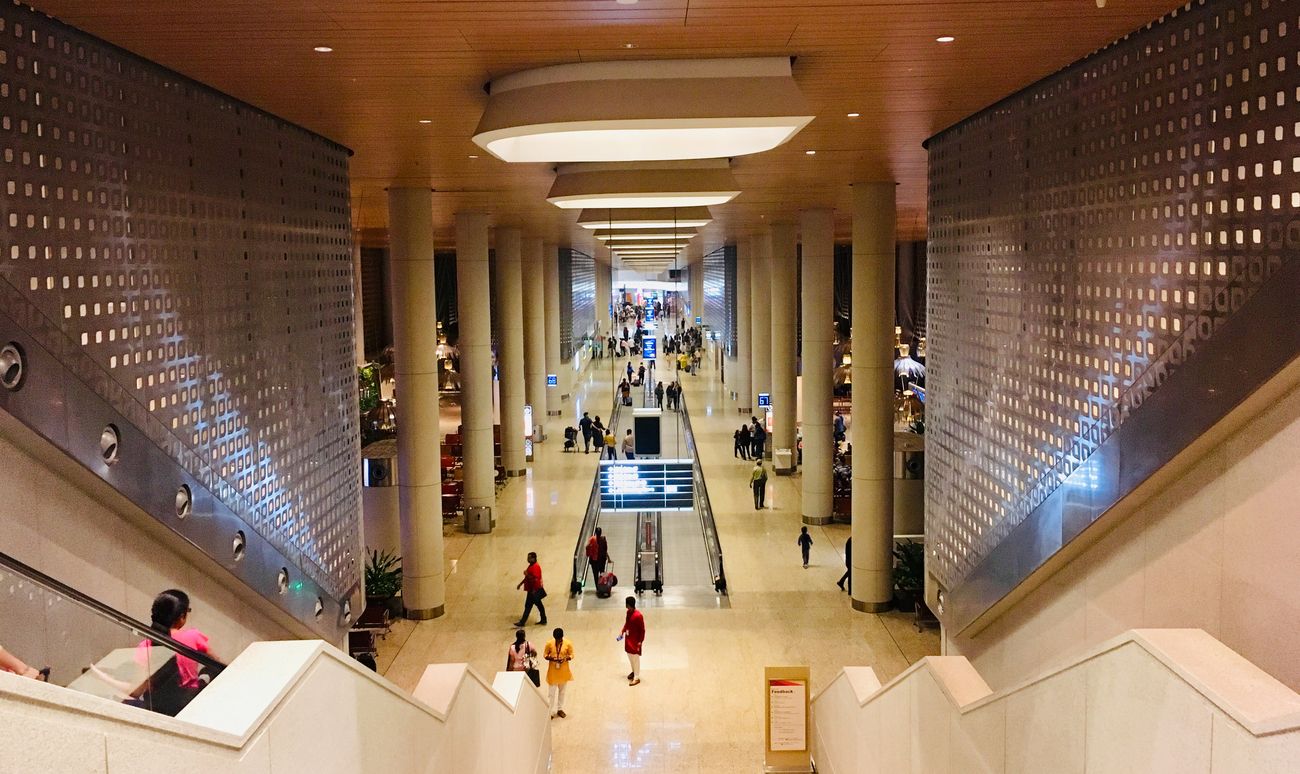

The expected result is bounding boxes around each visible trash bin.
[465,506,492,534]
[774,448,794,474]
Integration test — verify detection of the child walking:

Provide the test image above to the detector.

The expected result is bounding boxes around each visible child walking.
[797,526,813,568]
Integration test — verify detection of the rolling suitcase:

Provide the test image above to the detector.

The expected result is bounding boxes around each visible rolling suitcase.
[595,570,617,598]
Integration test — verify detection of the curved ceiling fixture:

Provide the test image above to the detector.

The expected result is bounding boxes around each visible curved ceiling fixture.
[547,160,740,209]
[473,57,814,162]
[576,206,713,230]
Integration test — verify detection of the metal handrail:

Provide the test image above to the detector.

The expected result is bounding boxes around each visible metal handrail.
[0,549,225,674]
[569,395,622,594]
[678,395,728,594]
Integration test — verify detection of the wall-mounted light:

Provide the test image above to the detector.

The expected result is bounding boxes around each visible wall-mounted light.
[0,342,25,390]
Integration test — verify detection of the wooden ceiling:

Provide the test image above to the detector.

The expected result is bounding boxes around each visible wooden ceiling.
[34,0,1183,252]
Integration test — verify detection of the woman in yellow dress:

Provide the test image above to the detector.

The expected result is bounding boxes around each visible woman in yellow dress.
[543,627,575,719]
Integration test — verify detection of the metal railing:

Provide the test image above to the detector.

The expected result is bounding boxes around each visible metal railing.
[570,397,622,594]
[678,396,728,594]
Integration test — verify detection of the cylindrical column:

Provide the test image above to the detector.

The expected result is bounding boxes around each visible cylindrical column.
[387,188,444,619]
[733,239,752,413]
[800,209,835,524]
[495,227,526,476]
[522,236,549,440]
[456,212,496,515]
[543,242,564,412]
[751,233,772,413]
[851,182,897,612]
[352,240,367,365]
[769,222,798,471]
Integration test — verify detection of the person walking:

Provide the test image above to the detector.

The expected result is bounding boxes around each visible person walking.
[750,416,767,459]
[617,596,645,686]
[544,627,575,718]
[738,423,751,459]
[626,361,634,382]
[513,552,547,627]
[579,412,594,454]
[622,429,636,460]
[637,363,646,385]
[604,427,618,460]
[733,426,745,458]
[593,417,607,457]
[654,381,665,408]
[838,537,852,592]
[797,526,813,568]
[751,459,768,509]
[585,526,609,577]
[506,629,540,687]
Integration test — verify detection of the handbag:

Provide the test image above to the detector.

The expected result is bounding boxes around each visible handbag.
[524,650,541,687]
[537,586,548,600]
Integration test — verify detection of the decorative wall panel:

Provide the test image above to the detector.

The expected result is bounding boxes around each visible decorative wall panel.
[560,247,596,360]
[703,244,736,354]
[927,0,1299,608]
[0,3,359,632]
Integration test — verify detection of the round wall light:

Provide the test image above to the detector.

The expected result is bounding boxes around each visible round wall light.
[0,342,25,390]
[100,424,121,465]
[175,485,192,519]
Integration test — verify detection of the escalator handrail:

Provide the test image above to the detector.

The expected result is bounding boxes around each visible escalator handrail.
[677,397,727,593]
[0,549,226,673]
[570,392,622,594]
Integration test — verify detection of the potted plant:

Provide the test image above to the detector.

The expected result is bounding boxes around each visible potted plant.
[365,548,403,619]
[892,540,925,612]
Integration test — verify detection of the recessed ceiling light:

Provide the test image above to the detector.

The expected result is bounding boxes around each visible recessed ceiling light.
[468,154,479,159]
[847,112,860,118]
[313,45,333,53]
[473,57,814,162]
[936,35,955,43]
[805,150,817,155]
[418,119,432,124]
[616,0,639,5]
[624,43,636,49]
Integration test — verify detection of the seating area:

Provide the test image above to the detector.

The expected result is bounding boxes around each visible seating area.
[440,426,508,519]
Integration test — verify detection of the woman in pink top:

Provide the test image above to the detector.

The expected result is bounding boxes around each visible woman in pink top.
[142,589,213,689]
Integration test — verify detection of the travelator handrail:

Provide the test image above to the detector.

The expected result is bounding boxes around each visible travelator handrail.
[570,397,622,594]
[678,394,728,594]
[0,550,225,675]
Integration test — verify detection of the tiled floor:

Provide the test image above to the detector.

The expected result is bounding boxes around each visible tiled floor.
[378,331,939,773]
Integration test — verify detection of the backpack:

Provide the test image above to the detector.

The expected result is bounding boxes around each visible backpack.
[585,535,599,561]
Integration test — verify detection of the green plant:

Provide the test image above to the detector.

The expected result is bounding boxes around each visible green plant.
[365,548,402,600]
[892,541,924,594]
[358,363,381,414]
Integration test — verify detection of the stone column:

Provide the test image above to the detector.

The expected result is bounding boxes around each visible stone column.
[543,242,564,412]
[851,182,897,612]
[800,208,835,524]
[769,222,799,471]
[522,236,548,440]
[495,227,526,476]
[750,233,772,415]
[386,188,444,619]
[352,240,367,365]
[733,238,752,413]
[456,212,496,520]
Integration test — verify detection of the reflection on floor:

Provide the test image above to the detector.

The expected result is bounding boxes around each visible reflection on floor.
[377,326,939,773]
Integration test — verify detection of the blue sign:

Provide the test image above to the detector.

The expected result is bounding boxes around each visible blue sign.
[695,315,702,324]
[757,392,771,407]
[547,374,558,387]
[645,305,655,321]
[609,302,614,319]
[641,336,657,360]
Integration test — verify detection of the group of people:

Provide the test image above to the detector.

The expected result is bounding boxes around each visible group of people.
[733,416,769,460]
[508,551,647,719]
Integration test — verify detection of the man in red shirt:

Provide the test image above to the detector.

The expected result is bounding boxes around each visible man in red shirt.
[513,552,547,627]
[618,595,645,686]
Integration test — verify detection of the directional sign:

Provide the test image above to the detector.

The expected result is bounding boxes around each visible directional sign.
[642,336,657,361]
[598,460,694,511]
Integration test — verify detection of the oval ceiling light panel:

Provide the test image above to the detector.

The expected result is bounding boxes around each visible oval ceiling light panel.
[547,160,740,209]
[577,207,713,229]
[594,230,698,241]
[474,57,814,163]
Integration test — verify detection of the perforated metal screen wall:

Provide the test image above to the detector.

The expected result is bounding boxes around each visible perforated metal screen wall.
[0,3,360,601]
[703,244,736,353]
[927,0,1298,591]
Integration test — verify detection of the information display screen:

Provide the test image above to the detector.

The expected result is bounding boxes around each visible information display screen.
[598,460,694,511]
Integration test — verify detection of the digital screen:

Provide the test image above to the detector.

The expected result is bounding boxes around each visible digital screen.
[695,316,702,324]
[598,460,694,511]
[645,305,655,321]
[547,374,558,387]
[641,336,657,360]
[757,392,771,407]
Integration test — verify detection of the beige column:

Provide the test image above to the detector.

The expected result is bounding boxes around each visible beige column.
[543,242,565,411]
[387,187,444,619]
[522,236,549,440]
[800,209,835,524]
[495,227,526,476]
[455,212,496,517]
[352,240,367,365]
[769,222,799,472]
[733,239,752,413]
[851,182,897,612]
[750,233,772,414]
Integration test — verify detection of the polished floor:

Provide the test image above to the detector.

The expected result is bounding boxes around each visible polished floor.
[377,330,939,773]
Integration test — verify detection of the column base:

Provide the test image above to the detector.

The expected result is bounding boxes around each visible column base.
[801,515,833,526]
[404,605,445,620]
[506,468,526,477]
[851,598,893,613]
